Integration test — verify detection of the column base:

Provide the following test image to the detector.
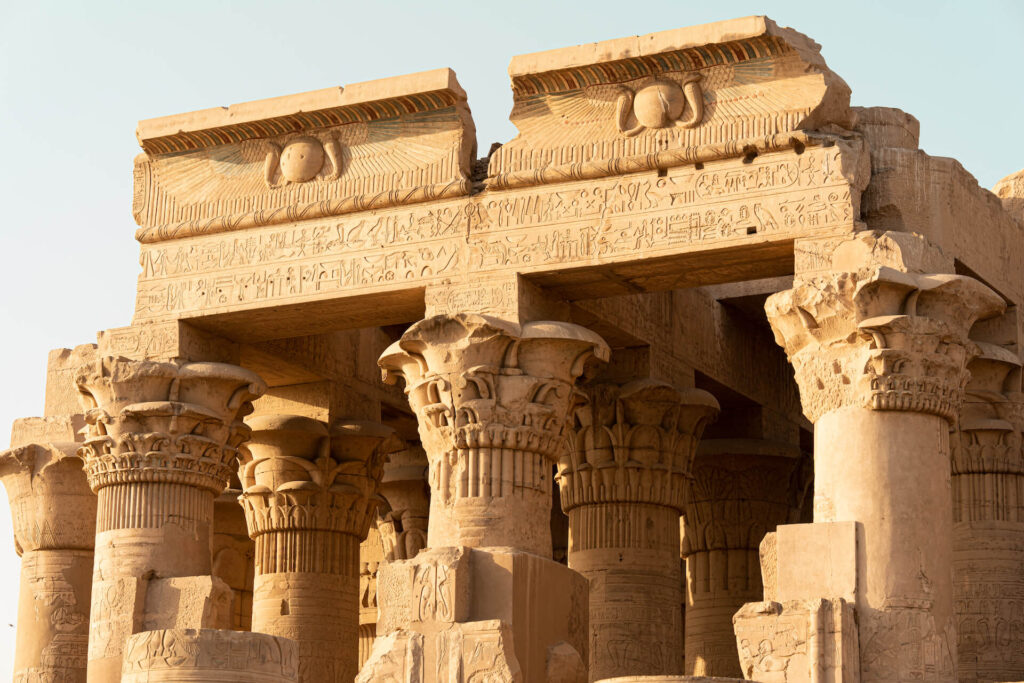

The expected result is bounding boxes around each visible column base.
[733,599,859,683]
[742,521,957,683]
[120,628,297,682]
[363,546,589,682]
[88,575,233,682]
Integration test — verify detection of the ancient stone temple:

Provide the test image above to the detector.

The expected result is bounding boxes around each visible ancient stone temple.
[4,14,1024,683]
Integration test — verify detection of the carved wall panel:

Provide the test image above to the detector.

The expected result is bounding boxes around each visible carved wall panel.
[491,16,852,191]
[133,69,475,243]
[133,143,862,325]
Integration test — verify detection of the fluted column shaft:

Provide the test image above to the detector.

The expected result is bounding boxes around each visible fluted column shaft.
[766,268,1004,683]
[1,443,96,683]
[75,357,264,681]
[682,440,806,677]
[241,415,394,683]
[560,379,718,681]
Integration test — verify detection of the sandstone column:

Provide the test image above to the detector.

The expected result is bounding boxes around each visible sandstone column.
[682,438,807,677]
[377,443,430,562]
[1,442,95,683]
[764,267,1004,683]
[212,476,255,631]
[558,379,718,680]
[361,443,430,665]
[75,356,265,681]
[950,342,1024,683]
[364,313,607,682]
[241,414,396,682]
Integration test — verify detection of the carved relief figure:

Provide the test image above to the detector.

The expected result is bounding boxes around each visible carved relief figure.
[615,74,704,136]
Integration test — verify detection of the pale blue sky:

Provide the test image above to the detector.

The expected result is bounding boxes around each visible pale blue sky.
[1,0,1022,675]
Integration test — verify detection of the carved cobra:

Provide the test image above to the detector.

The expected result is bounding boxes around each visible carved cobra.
[263,142,281,188]
[675,72,704,129]
[324,136,343,180]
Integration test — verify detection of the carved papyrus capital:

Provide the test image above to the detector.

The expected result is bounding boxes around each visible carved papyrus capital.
[558,379,719,512]
[0,442,96,555]
[766,269,1004,424]
[75,357,266,494]
[240,415,396,541]
[380,315,609,467]
[953,343,1024,479]
[379,314,609,553]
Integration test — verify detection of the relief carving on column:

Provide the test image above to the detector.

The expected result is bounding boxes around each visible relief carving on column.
[682,439,810,678]
[765,268,1005,424]
[379,313,609,555]
[121,628,298,682]
[951,341,1024,683]
[558,379,719,680]
[240,414,398,683]
[74,356,265,680]
[1,442,95,683]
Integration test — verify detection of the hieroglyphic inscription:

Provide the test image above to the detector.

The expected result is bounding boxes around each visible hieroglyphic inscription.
[134,145,859,323]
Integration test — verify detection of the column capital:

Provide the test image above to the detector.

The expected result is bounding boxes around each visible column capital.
[75,356,266,494]
[379,313,608,554]
[380,314,609,464]
[766,268,1004,423]
[240,414,397,540]
[954,343,1024,477]
[558,379,719,512]
[0,441,95,554]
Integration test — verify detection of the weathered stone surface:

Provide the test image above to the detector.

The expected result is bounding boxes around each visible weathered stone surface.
[561,379,718,679]
[495,16,853,190]
[682,439,808,677]
[734,599,859,683]
[76,356,265,681]
[373,545,587,683]
[133,68,475,243]
[120,628,297,682]
[762,248,1005,683]
[240,413,396,682]
[1,442,95,683]
[380,313,609,556]
[950,340,1024,683]
[9,14,1024,683]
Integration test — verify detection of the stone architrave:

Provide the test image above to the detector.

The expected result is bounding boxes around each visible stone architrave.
[558,379,719,680]
[0,442,96,683]
[120,628,298,682]
[763,266,1005,683]
[366,313,608,682]
[950,342,1024,683]
[75,356,266,681]
[240,414,397,683]
[682,439,808,677]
